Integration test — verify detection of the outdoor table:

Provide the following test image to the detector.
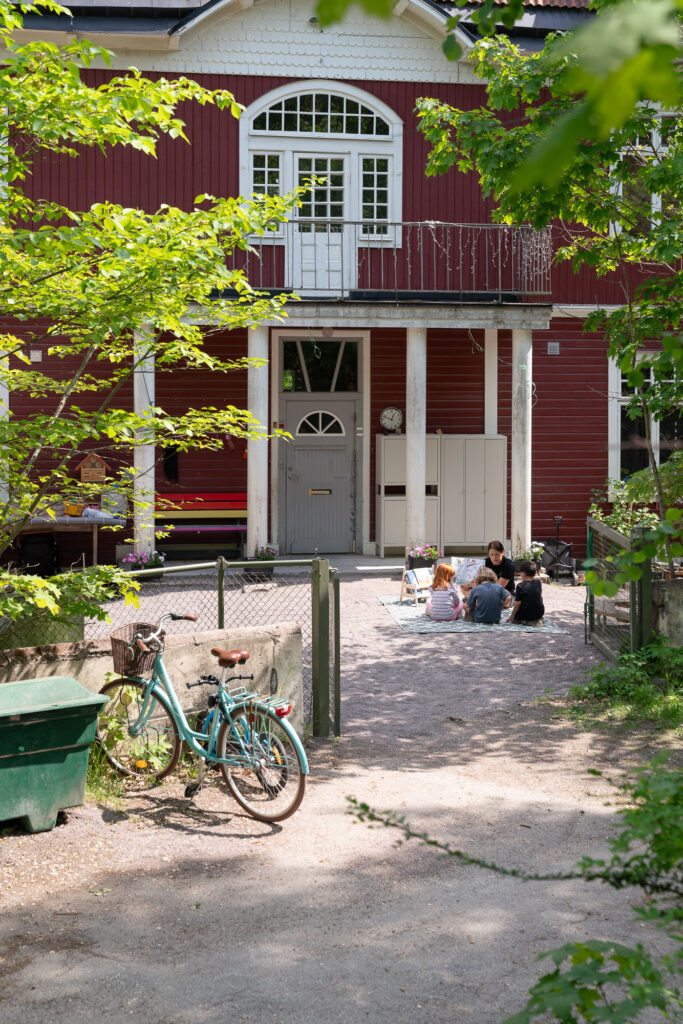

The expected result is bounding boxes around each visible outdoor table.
[17,513,119,566]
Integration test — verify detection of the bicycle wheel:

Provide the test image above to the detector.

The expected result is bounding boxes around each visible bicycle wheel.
[217,708,306,822]
[97,678,181,780]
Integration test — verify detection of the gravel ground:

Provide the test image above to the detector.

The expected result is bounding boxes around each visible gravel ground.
[0,575,675,1024]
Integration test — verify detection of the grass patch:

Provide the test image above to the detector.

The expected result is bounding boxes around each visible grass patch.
[86,743,125,807]
[560,638,683,732]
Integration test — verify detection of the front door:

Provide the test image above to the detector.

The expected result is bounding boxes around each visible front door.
[289,155,354,296]
[279,336,362,554]
[283,400,357,553]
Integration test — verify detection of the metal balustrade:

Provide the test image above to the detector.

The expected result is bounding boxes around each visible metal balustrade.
[229,221,552,301]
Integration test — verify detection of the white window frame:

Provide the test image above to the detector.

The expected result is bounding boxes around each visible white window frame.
[611,113,674,236]
[608,357,667,486]
[240,80,403,246]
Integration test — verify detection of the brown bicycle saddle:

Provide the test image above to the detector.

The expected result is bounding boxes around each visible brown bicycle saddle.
[211,647,250,668]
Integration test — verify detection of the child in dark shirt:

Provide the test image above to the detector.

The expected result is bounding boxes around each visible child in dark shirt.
[509,561,545,625]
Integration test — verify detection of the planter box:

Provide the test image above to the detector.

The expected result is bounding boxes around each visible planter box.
[407,556,435,571]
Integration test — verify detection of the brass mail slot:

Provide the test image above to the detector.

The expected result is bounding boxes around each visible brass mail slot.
[309,488,332,495]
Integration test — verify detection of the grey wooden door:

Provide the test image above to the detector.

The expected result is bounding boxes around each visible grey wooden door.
[283,400,357,553]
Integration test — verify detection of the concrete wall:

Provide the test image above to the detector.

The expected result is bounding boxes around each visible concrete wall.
[0,622,305,738]
[653,579,683,647]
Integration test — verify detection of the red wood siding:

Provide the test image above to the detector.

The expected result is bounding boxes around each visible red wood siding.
[24,70,630,306]
[531,319,608,557]
[154,329,249,494]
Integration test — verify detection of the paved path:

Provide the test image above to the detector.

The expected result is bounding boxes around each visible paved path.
[0,575,662,1024]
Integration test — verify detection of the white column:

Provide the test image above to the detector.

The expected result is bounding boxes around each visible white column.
[133,328,156,554]
[484,328,498,435]
[511,328,533,557]
[247,325,269,556]
[405,327,427,551]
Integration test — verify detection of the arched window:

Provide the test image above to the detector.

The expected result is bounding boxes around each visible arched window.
[296,411,346,436]
[253,91,390,138]
[240,80,403,236]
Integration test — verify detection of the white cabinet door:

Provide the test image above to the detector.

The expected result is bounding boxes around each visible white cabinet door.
[440,435,506,545]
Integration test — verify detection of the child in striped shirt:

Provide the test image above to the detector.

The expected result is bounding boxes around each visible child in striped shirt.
[426,563,463,621]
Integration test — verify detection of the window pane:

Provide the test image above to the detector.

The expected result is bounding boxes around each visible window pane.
[620,407,649,477]
[253,113,266,130]
[284,112,297,131]
[300,94,313,112]
[302,341,341,391]
[315,94,328,112]
[659,409,683,463]
[282,342,308,392]
[334,341,358,392]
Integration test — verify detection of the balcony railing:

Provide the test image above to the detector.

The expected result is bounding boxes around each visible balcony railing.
[229,221,552,301]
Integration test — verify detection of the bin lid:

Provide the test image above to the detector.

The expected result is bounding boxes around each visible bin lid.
[0,676,108,717]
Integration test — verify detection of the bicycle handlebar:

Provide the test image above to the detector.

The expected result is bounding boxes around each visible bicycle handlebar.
[134,612,197,649]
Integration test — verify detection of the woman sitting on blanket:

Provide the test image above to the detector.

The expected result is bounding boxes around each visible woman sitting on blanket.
[426,563,463,621]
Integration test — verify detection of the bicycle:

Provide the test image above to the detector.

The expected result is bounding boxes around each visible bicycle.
[96,613,308,822]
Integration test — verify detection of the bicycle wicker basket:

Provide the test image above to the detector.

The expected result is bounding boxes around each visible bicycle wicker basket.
[110,622,162,676]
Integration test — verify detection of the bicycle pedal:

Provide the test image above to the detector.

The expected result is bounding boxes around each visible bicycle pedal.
[184,781,202,799]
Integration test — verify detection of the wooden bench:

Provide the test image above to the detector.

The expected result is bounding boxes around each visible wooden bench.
[155,492,247,556]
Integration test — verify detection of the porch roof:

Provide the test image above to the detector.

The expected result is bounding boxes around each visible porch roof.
[191,299,553,331]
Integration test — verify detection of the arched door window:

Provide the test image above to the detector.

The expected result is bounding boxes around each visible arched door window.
[296,411,346,436]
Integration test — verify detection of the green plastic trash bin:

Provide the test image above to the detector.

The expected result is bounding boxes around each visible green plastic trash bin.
[0,676,107,833]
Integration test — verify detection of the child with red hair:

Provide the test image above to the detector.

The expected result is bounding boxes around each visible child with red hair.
[426,563,463,621]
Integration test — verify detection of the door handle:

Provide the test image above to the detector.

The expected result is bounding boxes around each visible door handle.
[309,489,332,495]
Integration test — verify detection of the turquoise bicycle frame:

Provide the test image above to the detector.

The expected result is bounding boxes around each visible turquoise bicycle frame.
[130,652,309,774]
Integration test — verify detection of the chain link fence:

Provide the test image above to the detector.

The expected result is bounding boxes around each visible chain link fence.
[81,558,340,734]
[585,517,658,661]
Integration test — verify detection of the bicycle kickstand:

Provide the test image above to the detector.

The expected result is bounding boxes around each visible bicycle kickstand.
[184,758,207,800]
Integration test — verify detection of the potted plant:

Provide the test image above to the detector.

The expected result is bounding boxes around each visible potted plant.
[120,550,166,582]
[246,545,278,581]
[513,542,544,573]
[407,544,441,571]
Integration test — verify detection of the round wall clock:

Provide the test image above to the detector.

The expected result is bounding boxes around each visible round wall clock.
[380,407,403,432]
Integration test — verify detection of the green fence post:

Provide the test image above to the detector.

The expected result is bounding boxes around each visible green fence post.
[630,527,653,650]
[217,557,225,630]
[311,557,330,737]
[332,568,341,738]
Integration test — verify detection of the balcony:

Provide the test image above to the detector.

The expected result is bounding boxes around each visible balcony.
[229,221,552,302]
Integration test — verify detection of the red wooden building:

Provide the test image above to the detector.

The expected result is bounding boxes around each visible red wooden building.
[17,0,669,561]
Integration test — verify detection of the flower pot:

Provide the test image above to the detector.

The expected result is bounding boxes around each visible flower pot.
[407,556,435,571]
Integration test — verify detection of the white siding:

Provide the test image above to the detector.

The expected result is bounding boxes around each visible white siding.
[98,0,478,84]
